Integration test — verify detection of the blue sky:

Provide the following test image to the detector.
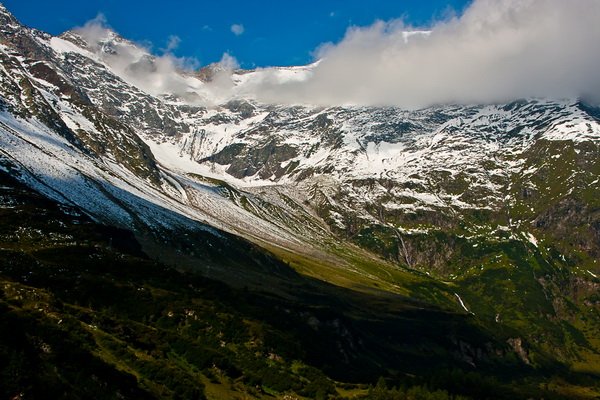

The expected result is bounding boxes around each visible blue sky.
[4,0,471,68]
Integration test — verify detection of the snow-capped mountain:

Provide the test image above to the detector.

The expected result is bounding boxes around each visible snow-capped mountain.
[2,1,599,263]
[0,2,599,370]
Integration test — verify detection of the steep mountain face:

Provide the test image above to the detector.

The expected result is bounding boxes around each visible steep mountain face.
[1,3,599,398]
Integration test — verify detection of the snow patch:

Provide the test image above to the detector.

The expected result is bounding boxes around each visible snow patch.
[454,293,474,315]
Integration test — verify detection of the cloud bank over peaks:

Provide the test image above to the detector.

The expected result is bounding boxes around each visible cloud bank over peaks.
[70,15,238,105]
[249,0,600,108]
[67,0,600,109]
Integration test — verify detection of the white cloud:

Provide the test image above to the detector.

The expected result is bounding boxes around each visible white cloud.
[73,17,202,101]
[75,13,109,44]
[164,35,181,52]
[201,53,241,102]
[230,24,244,36]
[249,0,600,108]
[218,52,239,71]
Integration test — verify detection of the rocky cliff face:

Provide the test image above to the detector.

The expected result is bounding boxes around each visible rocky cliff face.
[0,3,599,375]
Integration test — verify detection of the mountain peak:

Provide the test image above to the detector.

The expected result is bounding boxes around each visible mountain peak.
[62,27,126,49]
[0,2,20,27]
[58,30,91,50]
[58,27,149,68]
